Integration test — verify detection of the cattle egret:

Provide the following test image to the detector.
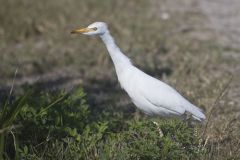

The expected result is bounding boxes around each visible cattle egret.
[71,22,206,122]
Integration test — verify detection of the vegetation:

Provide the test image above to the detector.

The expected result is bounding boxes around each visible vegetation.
[0,87,205,159]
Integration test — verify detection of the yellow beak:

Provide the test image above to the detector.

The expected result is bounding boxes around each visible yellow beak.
[70,27,94,34]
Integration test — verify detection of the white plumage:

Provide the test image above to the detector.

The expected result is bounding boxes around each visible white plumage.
[71,22,206,122]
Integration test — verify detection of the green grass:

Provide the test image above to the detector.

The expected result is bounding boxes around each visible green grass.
[0,87,205,159]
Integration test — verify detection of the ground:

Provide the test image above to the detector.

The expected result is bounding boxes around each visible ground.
[0,0,239,159]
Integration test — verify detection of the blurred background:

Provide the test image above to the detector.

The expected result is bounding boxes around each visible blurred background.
[0,0,240,159]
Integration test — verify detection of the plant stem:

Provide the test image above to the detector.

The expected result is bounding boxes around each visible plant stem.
[0,133,5,159]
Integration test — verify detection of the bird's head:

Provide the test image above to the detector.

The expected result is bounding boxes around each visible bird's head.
[71,22,108,36]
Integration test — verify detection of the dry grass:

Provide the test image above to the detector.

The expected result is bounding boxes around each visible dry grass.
[0,0,239,159]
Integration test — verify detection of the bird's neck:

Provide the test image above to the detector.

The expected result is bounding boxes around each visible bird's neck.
[100,31,132,74]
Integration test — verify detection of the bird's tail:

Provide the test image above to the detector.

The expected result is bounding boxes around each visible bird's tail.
[185,103,206,122]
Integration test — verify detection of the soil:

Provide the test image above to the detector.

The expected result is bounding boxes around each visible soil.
[200,0,240,107]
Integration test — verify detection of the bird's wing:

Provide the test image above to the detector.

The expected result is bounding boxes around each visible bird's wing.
[120,67,205,120]
[136,70,187,115]
[138,71,206,121]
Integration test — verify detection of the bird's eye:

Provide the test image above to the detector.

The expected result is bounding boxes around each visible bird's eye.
[92,27,97,31]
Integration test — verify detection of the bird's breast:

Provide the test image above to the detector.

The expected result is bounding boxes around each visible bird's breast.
[116,66,136,89]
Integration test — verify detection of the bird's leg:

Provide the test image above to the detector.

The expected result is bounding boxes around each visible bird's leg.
[183,111,193,127]
[152,121,164,138]
[134,110,141,121]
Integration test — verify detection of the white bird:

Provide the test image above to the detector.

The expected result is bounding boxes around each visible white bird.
[71,22,206,122]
